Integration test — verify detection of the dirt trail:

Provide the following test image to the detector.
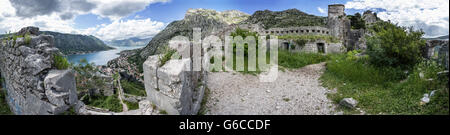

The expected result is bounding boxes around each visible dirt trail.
[116,76,128,112]
[205,62,339,115]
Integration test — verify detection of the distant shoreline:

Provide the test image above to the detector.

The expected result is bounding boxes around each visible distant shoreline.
[64,46,117,55]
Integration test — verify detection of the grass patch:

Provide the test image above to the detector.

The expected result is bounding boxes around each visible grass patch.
[82,95,123,112]
[320,54,449,114]
[198,87,211,115]
[158,46,176,67]
[278,50,329,69]
[124,100,139,110]
[159,110,168,114]
[0,88,13,115]
[121,79,146,97]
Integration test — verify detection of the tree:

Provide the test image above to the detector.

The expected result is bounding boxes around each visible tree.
[349,13,366,29]
[366,21,426,68]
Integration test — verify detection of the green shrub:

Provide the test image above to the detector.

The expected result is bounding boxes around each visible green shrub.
[24,33,31,45]
[121,79,146,97]
[61,107,77,115]
[366,21,426,68]
[230,28,259,56]
[228,28,266,75]
[158,46,176,67]
[348,13,366,29]
[345,50,362,61]
[53,54,70,70]
[293,39,307,48]
[159,110,168,114]
[124,100,139,110]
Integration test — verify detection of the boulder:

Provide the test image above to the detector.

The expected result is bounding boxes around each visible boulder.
[17,26,39,36]
[340,98,358,108]
[25,54,51,75]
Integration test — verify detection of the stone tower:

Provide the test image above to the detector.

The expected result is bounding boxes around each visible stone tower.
[327,4,351,43]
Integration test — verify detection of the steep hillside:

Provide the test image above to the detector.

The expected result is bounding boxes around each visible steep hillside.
[1,31,113,55]
[129,9,249,67]
[41,31,114,54]
[242,9,327,29]
[125,8,327,73]
[105,37,152,47]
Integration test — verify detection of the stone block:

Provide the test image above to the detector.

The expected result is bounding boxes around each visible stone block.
[44,70,78,107]
[25,54,51,75]
[157,59,190,85]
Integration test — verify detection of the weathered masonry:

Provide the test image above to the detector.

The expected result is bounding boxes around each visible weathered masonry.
[424,40,449,69]
[143,48,206,115]
[278,39,344,54]
[0,27,78,115]
[259,26,330,36]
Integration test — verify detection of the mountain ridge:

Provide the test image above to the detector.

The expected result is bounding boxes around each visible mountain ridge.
[41,31,114,55]
[1,30,113,55]
[105,37,152,47]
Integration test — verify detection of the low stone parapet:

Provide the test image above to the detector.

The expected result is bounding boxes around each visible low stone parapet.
[143,55,206,115]
[0,27,78,115]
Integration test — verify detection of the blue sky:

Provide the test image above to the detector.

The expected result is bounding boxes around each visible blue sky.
[73,0,358,29]
[0,0,448,41]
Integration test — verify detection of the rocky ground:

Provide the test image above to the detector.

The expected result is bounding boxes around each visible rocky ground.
[205,63,340,115]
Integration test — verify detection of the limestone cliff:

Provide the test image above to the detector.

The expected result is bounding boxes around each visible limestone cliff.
[242,9,327,29]
[0,27,78,115]
[1,31,113,55]
[138,9,249,59]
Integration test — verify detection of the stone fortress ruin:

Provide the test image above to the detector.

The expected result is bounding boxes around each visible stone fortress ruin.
[139,4,372,115]
[240,4,377,54]
[1,4,447,115]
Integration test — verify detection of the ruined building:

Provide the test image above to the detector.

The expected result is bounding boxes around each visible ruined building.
[258,4,375,53]
[327,4,350,41]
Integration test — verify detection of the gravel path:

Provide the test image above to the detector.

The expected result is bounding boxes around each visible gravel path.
[205,62,339,115]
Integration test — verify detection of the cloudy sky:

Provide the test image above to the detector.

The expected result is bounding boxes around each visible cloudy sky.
[0,0,448,41]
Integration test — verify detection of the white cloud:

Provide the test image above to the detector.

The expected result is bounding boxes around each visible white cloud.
[93,18,165,41]
[89,0,170,20]
[0,0,168,41]
[317,7,326,14]
[345,0,449,37]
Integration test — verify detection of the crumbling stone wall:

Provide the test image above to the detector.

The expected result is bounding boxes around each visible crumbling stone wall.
[363,11,378,25]
[347,29,366,50]
[278,39,344,53]
[424,40,449,69]
[327,4,351,41]
[143,54,206,115]
[0,27,78,115]
[258,26,330,36]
